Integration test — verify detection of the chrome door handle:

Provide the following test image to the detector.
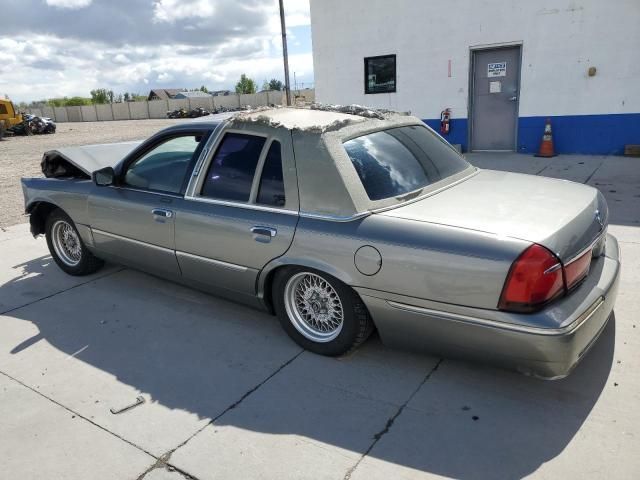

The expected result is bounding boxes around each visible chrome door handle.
[151,208,173,218]
[251,226,277,243]
[251,226,277,237]
[509,96,518,101]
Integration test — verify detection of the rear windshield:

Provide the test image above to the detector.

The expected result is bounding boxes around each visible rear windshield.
[343,125,470,201]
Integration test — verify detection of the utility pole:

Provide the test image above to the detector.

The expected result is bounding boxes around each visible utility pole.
[279,0,291,106]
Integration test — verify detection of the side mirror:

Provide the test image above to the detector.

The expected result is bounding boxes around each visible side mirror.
[93,166,115,186]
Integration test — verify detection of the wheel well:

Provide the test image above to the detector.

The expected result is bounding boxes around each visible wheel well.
[261,265,288,315]
[260,264,372,322]
[27,202,58,236]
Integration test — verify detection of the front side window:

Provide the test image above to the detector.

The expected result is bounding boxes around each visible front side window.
[343,125,470,201]
[124,134,203,194]
[257,141,286,207]
[365,55,396,94]
[201,133,266,202]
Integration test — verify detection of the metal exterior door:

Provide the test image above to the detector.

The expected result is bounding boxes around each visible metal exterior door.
[470,46,521,151]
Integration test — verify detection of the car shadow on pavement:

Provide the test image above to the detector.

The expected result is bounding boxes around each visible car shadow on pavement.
[0,255,615,479]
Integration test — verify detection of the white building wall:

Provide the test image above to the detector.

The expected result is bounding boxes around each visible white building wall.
[310,0,640,120]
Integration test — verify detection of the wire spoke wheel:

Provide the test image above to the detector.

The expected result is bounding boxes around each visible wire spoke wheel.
[284,272,344,343]
[51,220,82,267]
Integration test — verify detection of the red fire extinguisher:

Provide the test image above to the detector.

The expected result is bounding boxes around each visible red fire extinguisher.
[440,108,451,135]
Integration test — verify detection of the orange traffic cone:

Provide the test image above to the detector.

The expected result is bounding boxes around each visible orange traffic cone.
[535,118,556,157]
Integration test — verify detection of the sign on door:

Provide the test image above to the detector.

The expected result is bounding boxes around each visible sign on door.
[487,62,507,77]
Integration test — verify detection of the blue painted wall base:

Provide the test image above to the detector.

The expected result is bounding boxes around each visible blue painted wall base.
[423,118,468,151]
[424,113,640,155]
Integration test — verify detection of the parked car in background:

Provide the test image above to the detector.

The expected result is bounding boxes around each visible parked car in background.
[21,106,620,379]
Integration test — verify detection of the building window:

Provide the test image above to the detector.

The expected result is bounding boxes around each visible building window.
[364,55,396,94]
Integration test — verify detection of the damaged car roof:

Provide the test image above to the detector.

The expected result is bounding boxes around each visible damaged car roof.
[231,107,367,132]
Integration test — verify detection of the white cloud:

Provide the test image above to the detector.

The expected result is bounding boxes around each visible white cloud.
[45,0,93,9]
[281,0,311,27]
[1,1,314,103]
[112,54,130,64]
[0,34,313,102]
[152,0,216,23]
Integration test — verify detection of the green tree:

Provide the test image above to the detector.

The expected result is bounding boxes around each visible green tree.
[268,79,284,91]
[64,96,91,106]
[90,89,110,104]
[123,92,130,102]
[235,74,257,94]
[199,85,209,93]
[47,98,65,107]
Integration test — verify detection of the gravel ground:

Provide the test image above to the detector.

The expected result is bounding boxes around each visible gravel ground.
[0,119,180,228]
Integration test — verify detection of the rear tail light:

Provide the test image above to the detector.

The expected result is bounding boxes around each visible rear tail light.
[499,244,565,313]
[564,249,592,290]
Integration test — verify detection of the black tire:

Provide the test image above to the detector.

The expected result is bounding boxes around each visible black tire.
[45,208,104,276]
[273,267,374,356]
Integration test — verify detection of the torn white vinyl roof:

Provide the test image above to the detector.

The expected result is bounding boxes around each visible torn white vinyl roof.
[46,141,143,175]
[233,107,367,131]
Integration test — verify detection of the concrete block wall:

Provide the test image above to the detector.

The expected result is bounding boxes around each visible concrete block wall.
[111,103,130,121]
[41,107,55,119]
[188,97,215,110]
[167,99,189,111]
[129,101,149,120]
[239,93,262,107]
[148,100,168,119]
[80,105,98,122]
[53,107,68,122]
[95,104,114,121]
[213,95,241,109]
[293,88,315,104]
[267,90,285,106]
[66,106,82,122]
[26,90,309,123]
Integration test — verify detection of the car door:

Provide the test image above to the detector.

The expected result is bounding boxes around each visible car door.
[88,130,210,277]
[172,126,299,302]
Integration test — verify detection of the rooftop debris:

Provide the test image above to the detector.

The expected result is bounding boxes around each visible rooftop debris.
[231,103,411,133]
[310,103,411,120]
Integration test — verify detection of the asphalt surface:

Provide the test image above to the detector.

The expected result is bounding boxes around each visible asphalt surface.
[0,153,638,479]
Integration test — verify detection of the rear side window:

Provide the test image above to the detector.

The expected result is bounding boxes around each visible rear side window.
[343,125,469,201]
[257,141,286,207]
[201,133,266,202]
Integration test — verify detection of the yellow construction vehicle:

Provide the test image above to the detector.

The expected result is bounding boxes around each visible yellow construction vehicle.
[0,99,23,139]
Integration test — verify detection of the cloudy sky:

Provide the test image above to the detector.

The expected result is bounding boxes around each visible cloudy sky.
[1,0,313,103]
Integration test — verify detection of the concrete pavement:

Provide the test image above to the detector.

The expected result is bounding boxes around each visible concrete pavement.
[0,153,638,479]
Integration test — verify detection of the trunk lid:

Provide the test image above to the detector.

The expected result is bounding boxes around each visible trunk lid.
[379,169,608,261]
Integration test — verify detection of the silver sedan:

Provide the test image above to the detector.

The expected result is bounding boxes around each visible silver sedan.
[22,107,620,379]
